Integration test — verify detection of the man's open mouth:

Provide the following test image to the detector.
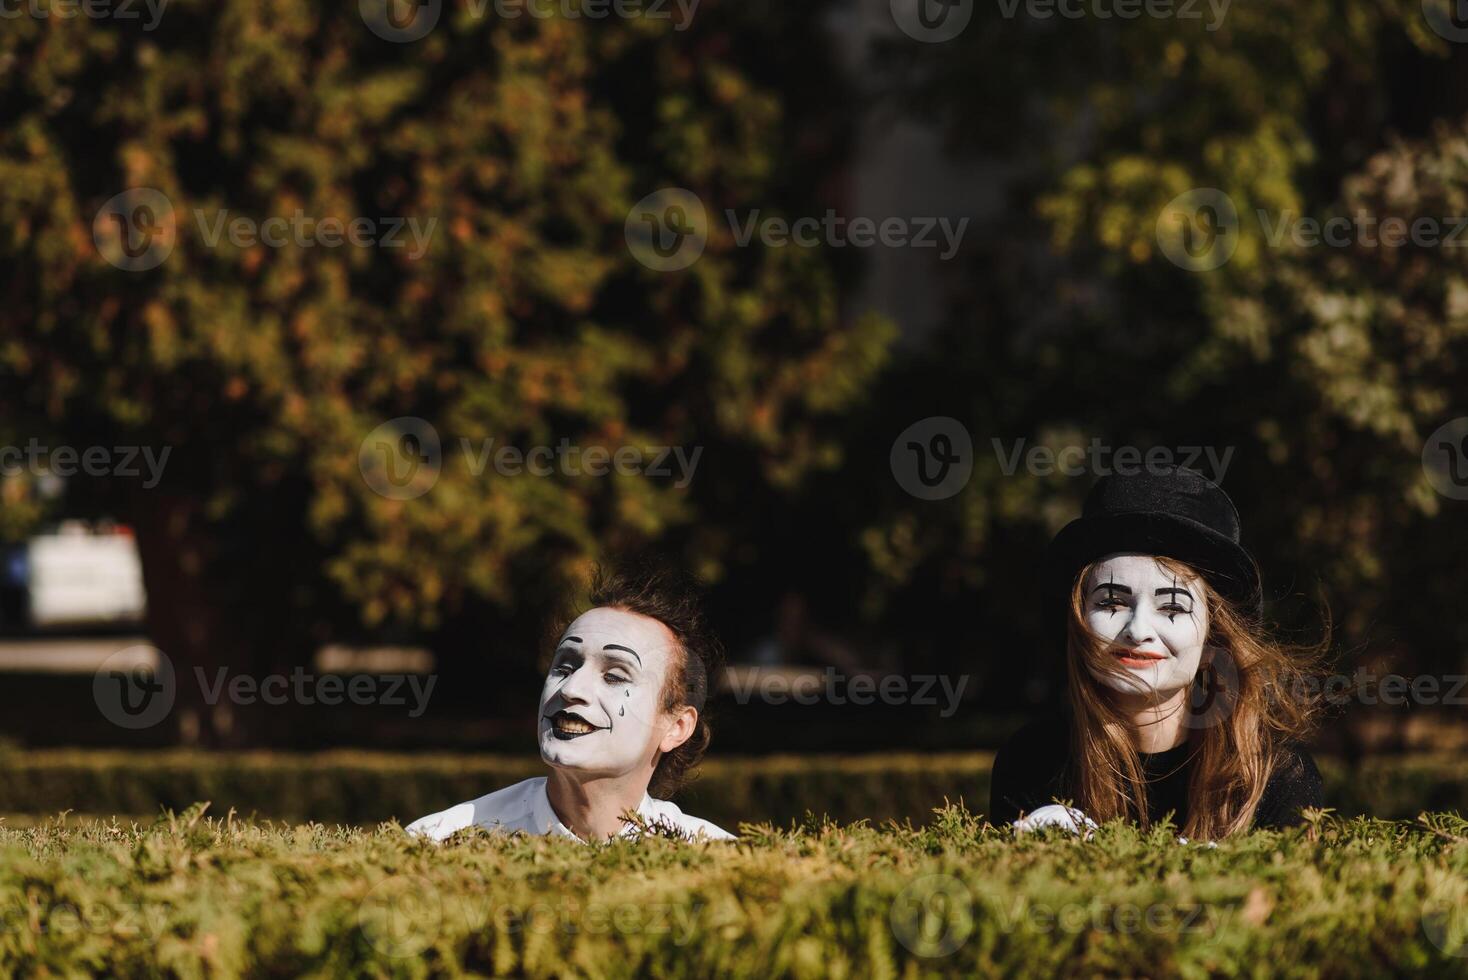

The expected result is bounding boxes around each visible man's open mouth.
[546,710,609,740]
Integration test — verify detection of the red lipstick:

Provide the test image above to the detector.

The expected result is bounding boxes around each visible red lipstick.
[1112,649,1166,669]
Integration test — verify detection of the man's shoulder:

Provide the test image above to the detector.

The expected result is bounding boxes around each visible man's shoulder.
[641,797,736,841]
[405,777,546,841]
[476,775,549,814]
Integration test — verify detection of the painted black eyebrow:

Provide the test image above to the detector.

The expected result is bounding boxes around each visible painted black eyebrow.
[1154,588,1193,600]
[1092,583,1132,595]
[603,643,643,666]
[561,636,582,643]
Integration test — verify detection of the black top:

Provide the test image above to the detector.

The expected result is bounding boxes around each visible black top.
[988,713,1323,831]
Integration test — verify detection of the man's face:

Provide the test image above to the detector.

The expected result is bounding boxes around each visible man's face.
[1081,553,1210,699]
[538,606,679,779]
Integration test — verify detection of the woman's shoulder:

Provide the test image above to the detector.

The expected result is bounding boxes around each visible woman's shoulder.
[1254,744,1324,829]
[1275,744,1321,776]
[989,708,1073,824]
[1267,744,1323,794]
[994,709,1072,767]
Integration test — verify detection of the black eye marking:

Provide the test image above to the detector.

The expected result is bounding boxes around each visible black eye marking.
[1154,576,1195,623]
[1099,573,1125,617]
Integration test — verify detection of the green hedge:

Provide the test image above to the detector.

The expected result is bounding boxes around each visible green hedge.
[0,749,1463,828]
[2,807,1466,976]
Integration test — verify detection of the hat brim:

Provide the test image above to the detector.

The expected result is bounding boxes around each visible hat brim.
[1044,511,1262,617]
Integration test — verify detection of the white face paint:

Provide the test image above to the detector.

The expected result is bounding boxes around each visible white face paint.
[1081,553,1210,699]
[538,607,683,780]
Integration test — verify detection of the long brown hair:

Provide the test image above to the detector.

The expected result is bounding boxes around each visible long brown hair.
[1065,556,1323,839]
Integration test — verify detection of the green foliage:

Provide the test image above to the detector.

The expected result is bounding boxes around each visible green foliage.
[0,0,890,645]
[0,805,1466,976]
[4,0,1468,750]
[0,749,1463,829]
[857,0,1468,682]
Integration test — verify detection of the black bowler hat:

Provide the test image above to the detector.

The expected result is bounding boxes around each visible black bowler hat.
[1045,465,1262,617]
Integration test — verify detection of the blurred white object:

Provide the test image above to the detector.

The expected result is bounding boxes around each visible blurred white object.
[315,644,434,674]
[25,527,147,627]
[1012,804,1098,837]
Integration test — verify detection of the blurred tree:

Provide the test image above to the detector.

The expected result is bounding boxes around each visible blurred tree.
[0,0,892,744]
[852,0,1468,708]
[6,0,1465,753]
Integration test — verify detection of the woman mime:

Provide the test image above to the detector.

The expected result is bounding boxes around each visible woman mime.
[991,465,1324,838]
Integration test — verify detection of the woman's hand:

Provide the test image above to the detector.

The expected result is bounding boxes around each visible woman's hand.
[1012,804,1098,837]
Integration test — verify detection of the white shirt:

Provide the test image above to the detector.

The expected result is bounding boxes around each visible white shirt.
[405,777,735,843]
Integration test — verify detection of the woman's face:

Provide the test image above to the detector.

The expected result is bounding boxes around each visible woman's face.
[537,606,687,780]
[1081,553,1210,699]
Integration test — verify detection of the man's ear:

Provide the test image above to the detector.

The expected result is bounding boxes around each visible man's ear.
[659,705,698,754]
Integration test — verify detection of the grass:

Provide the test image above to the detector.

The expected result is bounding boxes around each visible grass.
[1,804,1465,977]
